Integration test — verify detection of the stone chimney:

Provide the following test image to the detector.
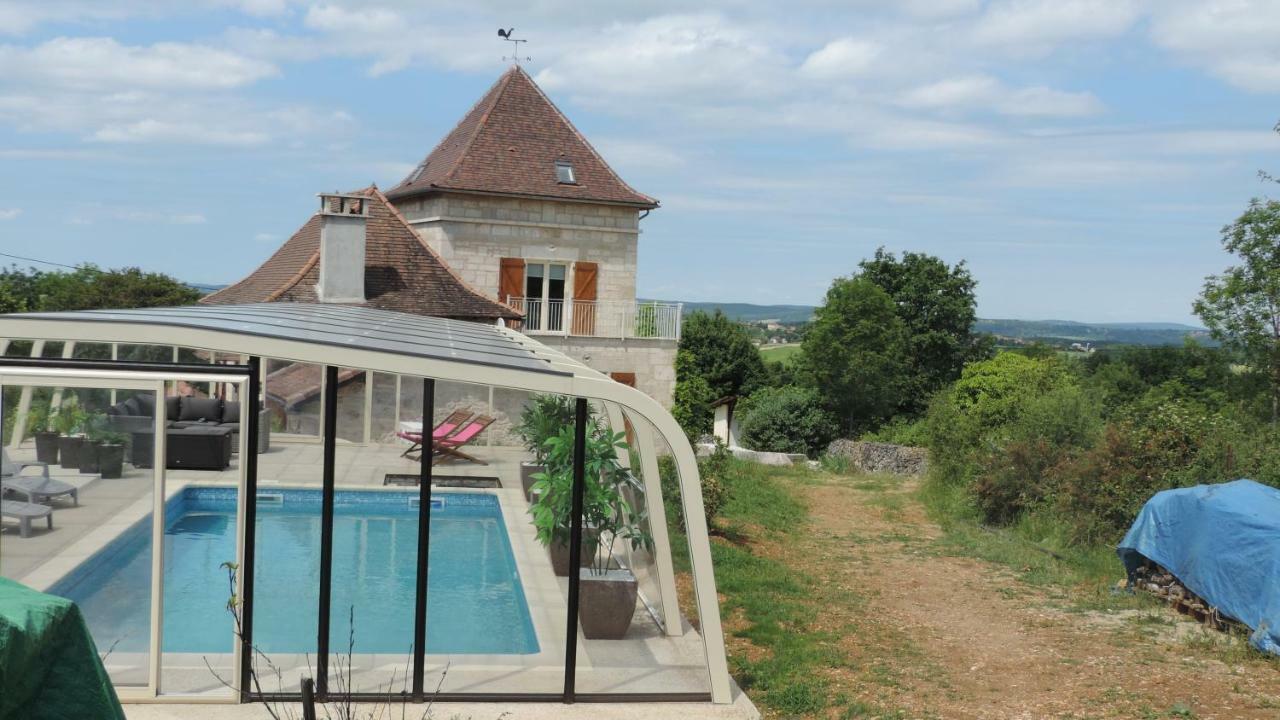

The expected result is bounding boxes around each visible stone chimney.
[316,192,367,304]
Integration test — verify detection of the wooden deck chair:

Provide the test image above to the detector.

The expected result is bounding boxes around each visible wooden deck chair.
[398,410,473,460]
[432,415,495,466]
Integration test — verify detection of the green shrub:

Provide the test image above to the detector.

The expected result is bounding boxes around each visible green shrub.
[860,415,928,447]
[658,444,730,531]
[737,386,838,458]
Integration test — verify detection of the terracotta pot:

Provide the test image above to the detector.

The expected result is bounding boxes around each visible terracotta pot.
[520,462,545,501]
[578,568,639,639]
[34,432,60,464]
[58,435,85,469]
[549,531,598,577]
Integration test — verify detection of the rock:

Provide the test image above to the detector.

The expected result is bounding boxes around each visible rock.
[825,439,929,477]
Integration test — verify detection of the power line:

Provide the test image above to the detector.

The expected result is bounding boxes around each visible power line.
[0,251,93,271]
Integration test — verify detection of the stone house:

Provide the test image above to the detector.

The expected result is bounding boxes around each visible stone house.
[203,65,679,444]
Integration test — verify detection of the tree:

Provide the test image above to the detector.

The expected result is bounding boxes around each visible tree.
[857,247,992,415]
[0,265,202,313]
[1193,198,1280,423]
[675,309,765,401]
[671,350,716,440]
[736,385,838,457]
[799,277,908,434]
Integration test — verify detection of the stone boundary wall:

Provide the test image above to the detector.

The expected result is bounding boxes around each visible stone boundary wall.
[826,439,928,477]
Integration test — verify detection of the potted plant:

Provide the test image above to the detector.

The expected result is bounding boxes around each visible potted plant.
[528,417,654,640]
[27,404,60,464]
[95,429,128,479]
[515,394,574,501]
[576,428,652,640]
[528,427,599,576]
[53,397,88,470]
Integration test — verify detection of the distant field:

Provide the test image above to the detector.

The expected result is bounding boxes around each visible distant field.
[759,343,802,364]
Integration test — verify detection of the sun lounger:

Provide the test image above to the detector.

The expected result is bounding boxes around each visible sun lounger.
[1,500,53,538]
[432,415,495,466]
[397,410,473,459]
[1,450,76,505]
[2,476,79,506]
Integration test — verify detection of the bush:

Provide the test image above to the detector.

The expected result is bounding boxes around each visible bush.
[860,416,929,447]
[737,386,838,458]
[658,443,730,531]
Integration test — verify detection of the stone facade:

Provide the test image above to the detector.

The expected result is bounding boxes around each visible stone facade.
[394,192,677,407]
[396,194,638,305]
[534,335,678,408]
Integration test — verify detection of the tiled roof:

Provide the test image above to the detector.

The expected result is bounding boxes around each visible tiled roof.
[201,187,520,322]
[266,363,362,408]
[386,65,657,208]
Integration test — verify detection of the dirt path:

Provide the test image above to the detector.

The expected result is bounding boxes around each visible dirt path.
[748,474,1280,719]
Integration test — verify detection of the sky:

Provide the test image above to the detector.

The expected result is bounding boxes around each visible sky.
[1,1,1278,324]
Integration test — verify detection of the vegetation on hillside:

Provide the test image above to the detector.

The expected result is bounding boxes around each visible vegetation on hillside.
[0,264,201,313]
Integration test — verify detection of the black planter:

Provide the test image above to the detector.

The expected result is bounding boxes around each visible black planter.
[34,432,60,464]
[80,441,103,474]
[58,435,85,469]
[97,444,126,479]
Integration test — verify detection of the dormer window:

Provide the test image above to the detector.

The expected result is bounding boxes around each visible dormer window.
[555,160,576,184]
[408,162,427,183]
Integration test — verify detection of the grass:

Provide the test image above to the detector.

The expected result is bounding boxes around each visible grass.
[758,343,802,366]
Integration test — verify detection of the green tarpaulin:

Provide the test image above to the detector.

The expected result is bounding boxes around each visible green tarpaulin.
[0,576,125,720]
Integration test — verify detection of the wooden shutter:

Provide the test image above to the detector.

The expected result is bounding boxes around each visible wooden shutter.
[571,261,598,335]
[610,373,638,444]
[498,257,525,306]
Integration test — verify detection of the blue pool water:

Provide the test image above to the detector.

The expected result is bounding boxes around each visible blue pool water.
[49,488,539,655]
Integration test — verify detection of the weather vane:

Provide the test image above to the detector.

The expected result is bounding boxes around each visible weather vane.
[498,28,530,65]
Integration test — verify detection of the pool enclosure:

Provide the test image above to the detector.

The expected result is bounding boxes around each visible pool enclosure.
[0,303,729,705]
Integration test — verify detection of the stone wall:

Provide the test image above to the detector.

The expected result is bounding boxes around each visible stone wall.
[826,439,929,477]
[534,335,678,409]
[395,193,639,305]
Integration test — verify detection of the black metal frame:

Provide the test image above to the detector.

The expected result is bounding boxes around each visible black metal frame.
[411,378,435,699]
[0,355,715,705]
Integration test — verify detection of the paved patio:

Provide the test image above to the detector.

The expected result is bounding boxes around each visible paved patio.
[0,438,720,704]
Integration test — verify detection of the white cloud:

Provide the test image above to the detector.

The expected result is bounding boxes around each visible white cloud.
[254,232,278,242]
[1147,1,1280,92]
[971,0,1142,51]
[0,208,21,220]
[799,38,882,79]
[897,74,1103,117]
[0,37,276,90]
[90,119,268,145]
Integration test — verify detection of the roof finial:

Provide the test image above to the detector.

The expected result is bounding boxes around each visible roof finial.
[497,28,530,66]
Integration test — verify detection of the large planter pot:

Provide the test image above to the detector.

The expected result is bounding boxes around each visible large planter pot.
[79,441,103,474]
[58,435,85,469]
[97,443,126,479]
[549,531,598,577]
[34,432,60,464]
[578,568,639,639]
[520,462,545,501]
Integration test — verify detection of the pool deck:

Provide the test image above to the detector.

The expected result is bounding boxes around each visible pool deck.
[1,439,756,716]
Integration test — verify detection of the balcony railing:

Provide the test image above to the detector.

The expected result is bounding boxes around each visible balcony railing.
[506,298,682,340]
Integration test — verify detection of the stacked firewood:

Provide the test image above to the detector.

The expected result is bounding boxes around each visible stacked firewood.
[1130,562,1241,632]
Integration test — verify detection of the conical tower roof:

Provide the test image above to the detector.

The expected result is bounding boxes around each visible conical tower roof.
[387,66,657,208]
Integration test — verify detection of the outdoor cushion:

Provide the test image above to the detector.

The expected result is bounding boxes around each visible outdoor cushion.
[134,393,155,417]
[179,397,222,422]
[222,400,241,424]
[165,395,181,420]
[122,397,142,417]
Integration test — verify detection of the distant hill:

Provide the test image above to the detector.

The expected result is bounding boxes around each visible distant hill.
[187,282,226,295]
[653,300,1209,347]
[649,300,817,323]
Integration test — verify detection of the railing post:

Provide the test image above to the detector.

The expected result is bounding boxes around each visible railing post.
[675,303,683,340]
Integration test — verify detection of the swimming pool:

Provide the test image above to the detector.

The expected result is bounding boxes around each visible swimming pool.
[49,487,539,655]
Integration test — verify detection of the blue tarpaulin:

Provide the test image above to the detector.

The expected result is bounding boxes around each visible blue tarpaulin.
[1117,479,1280,656]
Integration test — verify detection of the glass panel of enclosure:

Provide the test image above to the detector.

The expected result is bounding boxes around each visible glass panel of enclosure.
[326,375,420,695]
[157,374,247,698]
[334,369,366,444]
[264,359,323,441]
[0,379,160,692]
[429,388,568,696]
[572,412,713,695]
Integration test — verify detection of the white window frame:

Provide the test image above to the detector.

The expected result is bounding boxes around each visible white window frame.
[522,259,571,334]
